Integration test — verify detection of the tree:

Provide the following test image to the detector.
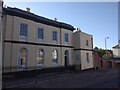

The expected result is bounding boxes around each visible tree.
[94,47,105,58]
[94,47,113,59]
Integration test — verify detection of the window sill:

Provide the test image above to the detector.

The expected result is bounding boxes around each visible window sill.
[37,39,44,42]
[64,42,68,44]
[52,63,58,67]
[19,36,27,41]
[36,64,44,69]
[52,40,58,44]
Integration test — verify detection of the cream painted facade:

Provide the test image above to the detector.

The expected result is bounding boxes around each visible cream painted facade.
[2,7,94,73]
[2,7,74,73]
[113,41,120,58]
[73,30,94,70]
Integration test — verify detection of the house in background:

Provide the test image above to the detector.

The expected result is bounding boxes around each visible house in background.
[93,50,116,69]
[113,40,120,58]
[112,40,120,67]
[73,29,94,70]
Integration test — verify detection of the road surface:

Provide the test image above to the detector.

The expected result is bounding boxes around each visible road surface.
[3,68,120,88]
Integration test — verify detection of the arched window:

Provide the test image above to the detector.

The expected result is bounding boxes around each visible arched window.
[52,49,58,63]
[37,49,44,65]
[18,48,27,68]
[65,50,69,57]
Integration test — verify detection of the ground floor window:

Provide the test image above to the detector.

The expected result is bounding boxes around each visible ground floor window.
[18,48,27,69]
[37,49,44,65]
[86,53,89,63]
[52,49,58,63]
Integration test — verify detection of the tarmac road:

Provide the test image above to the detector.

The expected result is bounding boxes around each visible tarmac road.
[3,68,120,88]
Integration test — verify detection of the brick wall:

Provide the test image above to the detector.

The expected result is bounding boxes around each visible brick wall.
[93,51,102,69]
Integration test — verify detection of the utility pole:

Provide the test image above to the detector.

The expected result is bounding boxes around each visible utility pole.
[105,37,109,68]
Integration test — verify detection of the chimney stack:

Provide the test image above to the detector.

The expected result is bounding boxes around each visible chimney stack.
[26,7,30,12]
[76,28,80,31]
[53,18,57,21]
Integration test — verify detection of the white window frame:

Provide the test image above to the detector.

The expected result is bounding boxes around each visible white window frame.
[36,49,44,69]
[37,27,44,42]
[52,31,57,43]
[19,23,28,41]
[52,49,58,65]
[17,48,28,71]
[64,33,69,44]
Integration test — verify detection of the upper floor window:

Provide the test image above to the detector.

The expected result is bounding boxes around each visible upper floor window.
[38,28,44,39]
[52,31,57,41]
[64,33,68,42]
[20,23,28,37]
[86,40,89,46]
[52,49,58,63]
[20,23,28,41]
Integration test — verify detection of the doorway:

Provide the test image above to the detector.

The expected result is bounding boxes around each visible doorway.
[64,50,69,66]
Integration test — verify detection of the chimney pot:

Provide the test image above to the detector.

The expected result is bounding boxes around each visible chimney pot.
[54,18,57,21]
[26,7,30,12]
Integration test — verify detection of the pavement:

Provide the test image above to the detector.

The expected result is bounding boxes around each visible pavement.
[2,67,120,88]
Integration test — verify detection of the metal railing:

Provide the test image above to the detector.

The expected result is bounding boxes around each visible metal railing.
[2,65,78,79]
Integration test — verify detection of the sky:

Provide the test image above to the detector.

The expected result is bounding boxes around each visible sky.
[4,2,118,49]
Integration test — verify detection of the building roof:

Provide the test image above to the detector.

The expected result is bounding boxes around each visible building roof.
[112,44,120,49]
[3,7,75,31]
[73,29,93,37]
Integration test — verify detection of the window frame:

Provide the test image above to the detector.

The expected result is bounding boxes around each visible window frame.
[17,47,28,71]
[36,49,44,68]
[37,27,44,40]
[86,53,89,63]
[52,49,58,64]
[52,31,57,41]
[64,33,68,43]
[86,40,89,46]
[19,23,28,41]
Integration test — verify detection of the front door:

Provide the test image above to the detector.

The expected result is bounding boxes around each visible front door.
[64,50,69,67]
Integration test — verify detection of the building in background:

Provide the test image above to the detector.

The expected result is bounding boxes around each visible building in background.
[73,29,94,70]
[112,40,120,67]
[113,40,120,58]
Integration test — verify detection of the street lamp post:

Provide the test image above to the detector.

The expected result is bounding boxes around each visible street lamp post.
[105,37,109,68]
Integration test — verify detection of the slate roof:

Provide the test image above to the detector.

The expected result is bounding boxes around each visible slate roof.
[112,45,120,48]
[3,7,75,31]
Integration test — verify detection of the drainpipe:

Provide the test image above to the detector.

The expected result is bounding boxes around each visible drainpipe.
[60,23,62,67]
[0,1,3,89]
[10,16,14,72]
[0,2,6,72]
